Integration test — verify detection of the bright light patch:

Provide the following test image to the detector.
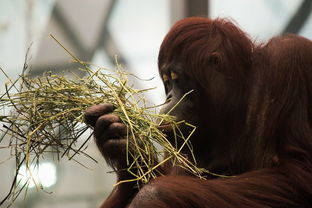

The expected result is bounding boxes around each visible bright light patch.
[17,162,57,188]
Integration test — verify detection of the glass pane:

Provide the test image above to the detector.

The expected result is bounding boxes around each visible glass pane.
[210,0,303,41]
[299,13,312,39]
[108,0,170,105]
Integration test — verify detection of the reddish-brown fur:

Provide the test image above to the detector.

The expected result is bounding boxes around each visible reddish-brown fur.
[158,17,255,175]
[85,17,312,207]
[130,28,312,208]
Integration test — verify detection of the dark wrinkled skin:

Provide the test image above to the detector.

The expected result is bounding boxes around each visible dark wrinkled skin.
[84,104,128,168]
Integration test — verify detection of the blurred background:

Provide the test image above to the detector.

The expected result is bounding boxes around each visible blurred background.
[0,0,311,207]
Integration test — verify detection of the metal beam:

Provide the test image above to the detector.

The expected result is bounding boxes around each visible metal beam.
[31,0,127,75]
[52,4,89,59]
[283,0,312,34]
[92,0,127,66]
[185,0,209,17]
[170,0,209,25]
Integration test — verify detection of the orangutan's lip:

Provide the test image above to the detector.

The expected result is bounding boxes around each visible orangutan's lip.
[158,123,174,133]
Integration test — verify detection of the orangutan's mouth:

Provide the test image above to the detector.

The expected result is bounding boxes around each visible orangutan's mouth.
[158,123,174,134]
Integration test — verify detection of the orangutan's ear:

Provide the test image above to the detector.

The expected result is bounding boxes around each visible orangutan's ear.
[208,52,221,66]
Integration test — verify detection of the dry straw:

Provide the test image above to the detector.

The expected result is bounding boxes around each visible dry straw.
[0,35,210,206]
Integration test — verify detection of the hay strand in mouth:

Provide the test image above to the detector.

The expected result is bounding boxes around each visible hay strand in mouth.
[0,36,210,206]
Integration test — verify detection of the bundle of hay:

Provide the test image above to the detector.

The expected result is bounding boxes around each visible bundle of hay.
[0,37,205,206]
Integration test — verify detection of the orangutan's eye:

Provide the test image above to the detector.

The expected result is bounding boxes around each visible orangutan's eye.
[170,72,178,80]
[162,74,169,82]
